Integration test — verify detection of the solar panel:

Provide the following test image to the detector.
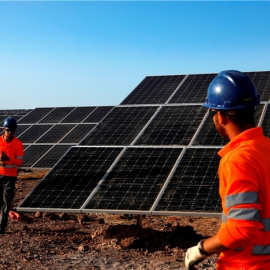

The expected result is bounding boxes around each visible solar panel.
[134,105,207,146]
[38,107,75,123]
[0,116,7,125]
[245,71,270,101]
[35,124,76,143]
[169,73,217,104]
[80,106,158,146]
[82,106,114,123]
[82,147,183,213]
[18,108,54,124]
[154,148,221,214]
[0,109,32,122]
[60,107,97,123]
[19,147,124,211]
[17,124,54,143]
[32,145,74,168]
[192,113,227,146]
[15,124,32,137]
[0,109,31,116]
[22,145,53,167]
[17,70,270,217]
[13,106,111,169]
[59,124,96,144]
[121,75,185,105]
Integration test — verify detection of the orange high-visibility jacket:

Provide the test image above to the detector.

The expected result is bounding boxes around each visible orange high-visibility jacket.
[216,127,270,269]
[0,135,23,177]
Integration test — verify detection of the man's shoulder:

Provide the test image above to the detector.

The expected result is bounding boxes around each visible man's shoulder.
[13,136,23,145]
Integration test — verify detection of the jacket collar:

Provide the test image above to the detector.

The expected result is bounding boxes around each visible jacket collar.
[218,127,263,158]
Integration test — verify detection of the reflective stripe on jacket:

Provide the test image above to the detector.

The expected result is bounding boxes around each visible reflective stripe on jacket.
[216,127,270,269]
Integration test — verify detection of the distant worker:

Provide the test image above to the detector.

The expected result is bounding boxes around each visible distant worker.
[185,70,270,269]
[0,117,23,234]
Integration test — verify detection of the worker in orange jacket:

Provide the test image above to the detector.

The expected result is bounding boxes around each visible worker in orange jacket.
[0,117,23,234]
[185,70,270,269]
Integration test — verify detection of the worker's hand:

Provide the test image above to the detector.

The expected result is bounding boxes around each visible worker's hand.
[185,241,208,269]
[0,151,9,162]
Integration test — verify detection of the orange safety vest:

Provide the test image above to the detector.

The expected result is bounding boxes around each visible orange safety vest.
[0,135,23,177]
[216,127,270,270]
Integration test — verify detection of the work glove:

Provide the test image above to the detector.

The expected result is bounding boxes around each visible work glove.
[185,240,209,270]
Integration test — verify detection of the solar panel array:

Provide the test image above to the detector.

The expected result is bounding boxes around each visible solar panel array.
[16,106,113,168]
[16,71,270,216]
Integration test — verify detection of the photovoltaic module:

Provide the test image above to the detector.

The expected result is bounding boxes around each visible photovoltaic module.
[16,71,270,216]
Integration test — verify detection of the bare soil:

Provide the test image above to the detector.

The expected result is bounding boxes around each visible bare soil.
[0,169,221,270]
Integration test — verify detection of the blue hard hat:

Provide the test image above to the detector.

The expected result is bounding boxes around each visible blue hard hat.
[202,70,260,110]
[3,117,17,131]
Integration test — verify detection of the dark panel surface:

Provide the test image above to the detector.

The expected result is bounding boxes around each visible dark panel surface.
[17,70,270,216]
[33,145,73,168]
[245,71,270,102]
[82,106,114,123]
[18,108,54,124]
[60,107,97,123]
[155,148,221,213]
[135,105,207,145]
[80,106,158,146]
[36,124,76,143]
[121,75,185,105]
[15,125,32,137]
[59,124,96,144]
[17,125,53,143]
[169,73,217,104]
[84,147,183,211]
[22,145,53,167]
[39,107,75,123]
[19,147,123,209]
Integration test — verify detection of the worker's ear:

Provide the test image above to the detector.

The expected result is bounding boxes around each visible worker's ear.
[217,111,229,125]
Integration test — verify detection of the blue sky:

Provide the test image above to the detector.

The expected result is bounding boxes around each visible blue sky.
[0,1,270,109]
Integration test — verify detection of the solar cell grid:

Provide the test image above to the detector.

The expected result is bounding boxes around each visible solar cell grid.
[80,106,158,146]
[134,105,207,145]
[193,114,228,146]
[0,116,7,125]
[14,125,32,137]
[17,70,270,217]
[82,106,113,123]
[36,124,76,143]
[19,147,124,210]
[169,73,217,104]
[60,107,97,123]
[83,147,183,212]
[23,144,30,150]
[59,124,96,143]
[18,108,54,124]
[0,109,31,115]
[22,145,53,168]
[17,124,53,143]
[39,107,75,123]
[154,148,221,213]
[33,145,73,168]
[120,75,185,105]
[245,71,270,101]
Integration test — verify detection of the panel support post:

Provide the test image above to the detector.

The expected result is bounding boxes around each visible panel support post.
[136,215,144,228]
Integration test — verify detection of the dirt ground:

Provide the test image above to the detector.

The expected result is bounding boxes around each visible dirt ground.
[0,169,221,270]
